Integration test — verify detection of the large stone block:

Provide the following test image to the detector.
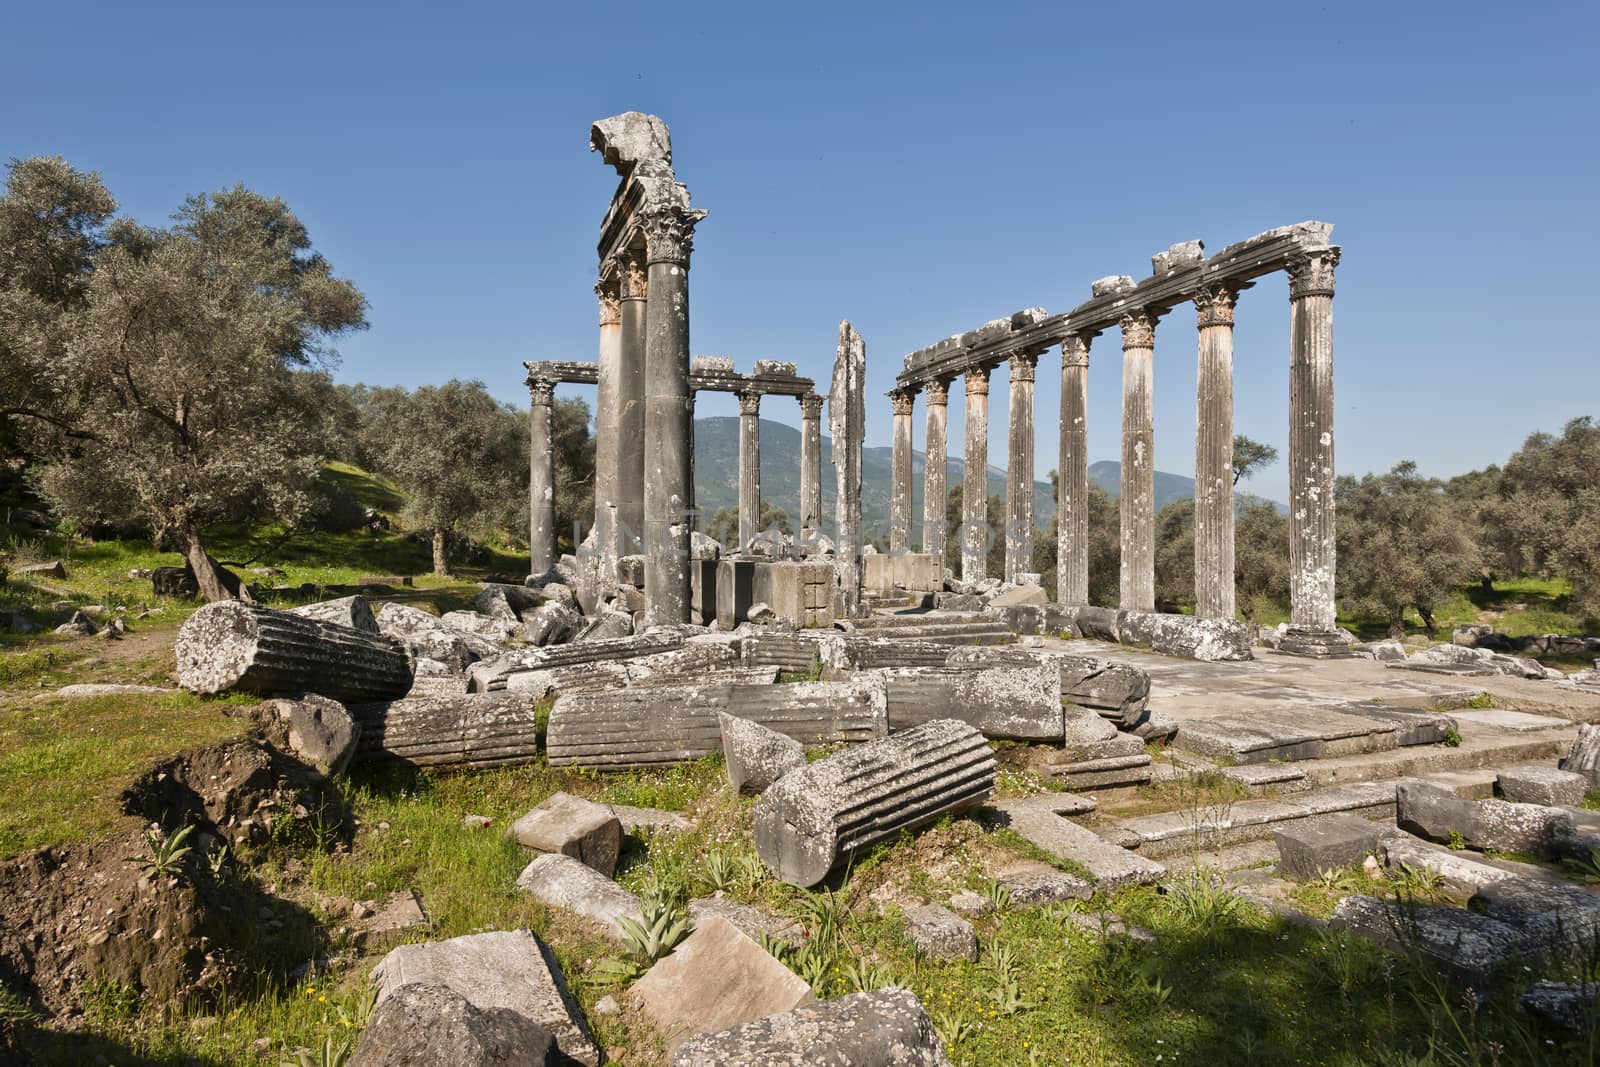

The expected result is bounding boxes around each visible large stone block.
[991,583,1047,608]
[720,712,806,795]
[515,854,641,939]
[177,601,413,703]
[877,665,1062,742]
[253,694,359,778]
[1496,764,1587,807]
[1331,895,1531,988]
[864,552,942,595]
[371,929,597,1066]
[670,988,950,1067]
[629,915,814,1055]
[1273,814,1385,881]
[510,792,623,876]
[904,904,977,961]
[1397,780,1575,860]
[690,558,720,627]
[752,560,835,629]
[754,719,994,887]
[349,982,555,1067]
[715,558,757,630]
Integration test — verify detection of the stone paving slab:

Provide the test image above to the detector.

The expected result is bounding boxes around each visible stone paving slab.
[1172,706,1399,765]
[993,797,1166,889]
[1450,708,1572,732]
[1114,779,1399,858]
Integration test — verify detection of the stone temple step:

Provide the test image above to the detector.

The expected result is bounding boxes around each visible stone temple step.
[992,797,1166,889]
[1171,703,1455,766]
[919,631,1017,647]
[1295,727,1574,790]
[854,612,988,630]
[1110,779,1402,859]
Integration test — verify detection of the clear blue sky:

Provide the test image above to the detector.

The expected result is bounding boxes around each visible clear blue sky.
[4,1,1596,505]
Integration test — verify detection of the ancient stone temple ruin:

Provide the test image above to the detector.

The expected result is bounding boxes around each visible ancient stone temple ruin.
[890,222,1348,657]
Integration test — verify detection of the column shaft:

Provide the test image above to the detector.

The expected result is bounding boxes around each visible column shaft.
[1058,336,1090,604]
[922,381,949,558]
[640,209,702,625]
[961,368,990,583]
[528,380,556,576]
[889,391,915,553]
[737,391,761,550]
[1005,352,1037,582]
[1194,286,1238,619]
[1119,310,1156,611]
[798,394,824,545]
[594,276,622,552]
[1288,249,1341,634]
[616,251,648,553]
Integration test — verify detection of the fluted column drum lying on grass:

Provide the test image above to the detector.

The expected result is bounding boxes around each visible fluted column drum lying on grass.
[177,601,413,703]
[488,631,688,691]
[349,692,541,768]
[754,718,995,887]
[546,678,886,770]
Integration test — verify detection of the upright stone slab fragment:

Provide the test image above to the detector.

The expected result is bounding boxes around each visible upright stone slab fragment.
[960,367,989,584]
[670,988,950,1067]
[371,929,599,1066]
[754,719,995,887]
[830,321,866,618]
[1005,351,1037,583]
[176,601,413,703]
[288,595,379,634]
[720,712,806,795]
[1118,308,1157,612]
[923,380,949,558]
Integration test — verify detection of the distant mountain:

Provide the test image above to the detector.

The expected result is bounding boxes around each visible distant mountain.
[691,417,1280,537]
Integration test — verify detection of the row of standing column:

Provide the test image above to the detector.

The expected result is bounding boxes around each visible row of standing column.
[734,391,826,551]
[886,254,1338,632]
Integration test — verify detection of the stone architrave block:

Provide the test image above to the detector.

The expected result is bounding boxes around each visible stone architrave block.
[289,595,380,634]
[670,988,951,1066]
[510,792,624,876]
[754,719,994,887]
[1397,780,1575,860]
[629,916,814,1055]
[515,854,641,940]
[177,601,414,703]
[719,712,806,795]
[370,929,598,1066]
[904,904,977,961]
[1496,764,1588,807]
[349,982,555,1067]
[1272,814,1385,881]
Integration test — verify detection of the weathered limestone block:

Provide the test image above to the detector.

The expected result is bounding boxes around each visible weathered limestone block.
[670,988,950,1067]
[1519,981,1600,1033]
[1397,780,1575,860]
[751,560,834,630]
[720,712,806,795]
[992,860,1093,904]
[1471,875,1600,968]
[993,797,1165,889]
[863,553,942,595]
[349,982,555,1067]
[742,632,828,674]
[252,694,359,777]
[515,853,641,939]
[631,916,815,1055]
[1496,764,1587,807]
[1119,610,1252,661]
[510,792,623,876]
[547,679,884,770]
[1331,894,1531,987]
[1071,606,1121,642]
[618,555,646,588]
[289,594,379,634]
[904,904,977,961]
[350,692,539,769]
[575,610,633,643]
[876,665,1062,742]
[829,636,950,671]
[177,601,414,703]
[1560,723,1600,787]
[371,929,597,1066]
[990,584,1047,608]
[475,582,542,621]
[754,719,994,887]
[1272,814,1385,881]
[521,601,583,647]
[1379,836,1516,895]
[688,898,804,949]
[943,647,1151,725]
[442,609,520,640]
[488,631,689,691]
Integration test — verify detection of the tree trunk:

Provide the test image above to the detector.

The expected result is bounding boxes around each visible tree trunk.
[432,527,449,577]
[1418,606,1438,634]
[1387,611,1406,640]
[178,524,253,604]
[1480,573,1495,595]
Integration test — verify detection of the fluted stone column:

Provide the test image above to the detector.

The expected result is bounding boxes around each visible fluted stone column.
[798,394,824,546]
[922,380,949,559]
[1005,352,1037,583]
[961,367,990,583]
[1283,247,1348,656]
[1057,335,1091,605]
[1194,284,1238,620]
[527,378,557,576]
[889,390,915,553]
[594,274,622,553]
[639,206,704,625]
[617,250,649,553]
[1119,310,1156,611]
[737,390,762,551]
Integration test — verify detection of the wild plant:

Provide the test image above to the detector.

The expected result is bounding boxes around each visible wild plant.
[279,1035,355,1067]
[1163,868,1245,938]
[979,876,1012,913]
[700,850,738,893]
[140,823,195,879]
[795,888,845,952]
[931,1008,975,1048]
[839,955,893,994]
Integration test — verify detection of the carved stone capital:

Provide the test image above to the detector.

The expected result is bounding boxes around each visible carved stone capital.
[890,391,916,417]
[799,393,825,419]
[1120,309,1155,349]
[926,380,950,406]
[639,206,707,264]
[1286,247,1339,300]
[620,249,649,300]
[527,379,556,406]
[737,391,762,417]
[1194,283,1238,329]
[1008,352,1037,382]
[1061,334,1091,368]
[964,367,990,397]
[595,276,622,326]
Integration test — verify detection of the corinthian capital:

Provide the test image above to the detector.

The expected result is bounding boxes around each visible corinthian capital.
[1120,309,1155,349]
[527,379,556,406]
[737,391,762,417]
[964,367,990,397]
[890,391,916,417]
[1008,352,1037,383]
[799,393,824,419]
[595,276,622,326]
[1286,247,1340,300]
[639,206,707,264]
[1061,334,1091,368]
[1193,284,1238,329]
[926,379,950,406]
